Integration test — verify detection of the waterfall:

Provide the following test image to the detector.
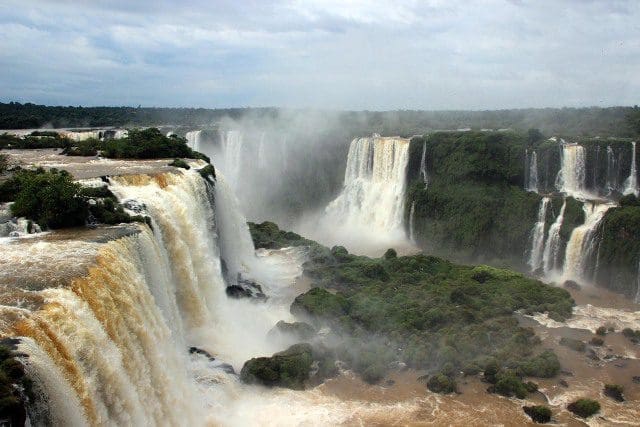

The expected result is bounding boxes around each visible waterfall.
[526,150,539,193]
[542,200,566,274]
[408,201,416,242]
[257,132,266,169]
[562,202,612,282]
[555,143,587,198]
[324,136,411,244]
[527,197,550,272]
[419,143,428,184]
[13,225,206,425]
[623,141,638,196]
[185,130,203,152]
[606,146,618,194]
[220,131,245,189]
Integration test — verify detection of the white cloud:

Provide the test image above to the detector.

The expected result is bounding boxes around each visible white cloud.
[0,0,638,109]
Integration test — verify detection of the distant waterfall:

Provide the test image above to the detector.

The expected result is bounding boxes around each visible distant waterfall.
[220,131,245,189]
[409,201,416,242]
[542,200,566,274]
[526,150,539,193]
[527,197,550,272]
[606,146,618,194]
[563,202,612,281]
[419,143,428,184]
[185,130,203,152]
[556,144,586,197]
[324,136,411,243]
[623,141,638,196]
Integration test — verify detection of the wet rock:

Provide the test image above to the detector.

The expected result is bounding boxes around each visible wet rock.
[226,274,267,300]
[523,405,552,424]
[240,343,313,390]
[632,376,640,384]
[559,337,586,352]
[267,320,316,341]
[559,379,569,388]
[586,348,600,361]
[603,384,624,402]
[563,280,581,291]
[385,379,395,387]
[123,199,147,214]
[189,347,215,361]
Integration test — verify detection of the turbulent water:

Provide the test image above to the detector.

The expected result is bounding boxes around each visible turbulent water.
[321,136,411,252]
[527,197,549,272]
[556,143,587,198]
[562,202,612,282]
[419,142,428,184]
[542,200,566,275]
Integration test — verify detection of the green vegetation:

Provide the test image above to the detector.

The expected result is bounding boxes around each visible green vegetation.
[407,132,543,267]
[0,132,70,149]
[248,221,316,249]
[604,384,624,402]
[61,138,102,156]
[567,398,600,418]
[240,343,313,390]
[426,373,457,394]
[198,164,216,181]
[168,158,190,169]
[590,336,604,346]
[595,326,607,336]
[523,405,552,424]
[2,168,87,228]
[268,321,316,341]
[487,369,538,399]
[0,153,7,173]
[101,128,208,161]
[258,224,573,386]
[621,328,640,343]
[0,168,147,229]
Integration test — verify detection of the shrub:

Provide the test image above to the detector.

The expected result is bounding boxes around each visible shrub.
[426,373,457,394]
[596,326,607,336]
[567,399,600,418]
[102,128,209,161]
[559,337,586,352]
[383,248,397,259]
[518,350,561,378]
[590,336,604,346]
[240,344,313,390]
[198,164,216,181]
[523,405,552,423]
[0,154,7,173]
[169,158,190,169]
[9,168,87,228]
[604,384,624,402]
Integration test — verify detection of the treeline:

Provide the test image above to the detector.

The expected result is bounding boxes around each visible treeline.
[1,101,638,137]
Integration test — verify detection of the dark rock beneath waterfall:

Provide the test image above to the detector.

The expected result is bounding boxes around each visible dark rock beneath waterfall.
[240,343,313,390]
[225,274,267,300]
[268,321,317,342]
[563,280,581,291]
[189,347,215,361]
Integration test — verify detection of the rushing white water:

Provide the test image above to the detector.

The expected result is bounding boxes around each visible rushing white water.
[542,200,566,274]
[527,197,550,272]
[220,131,245,189]
[623,141,638,196]
[419,142,428,184]
[606,146,618,194]
[555,143,587,198]
[408,201,416,243]
[562,201,612,282]
[322,136,411,252]
[185,130,203,152]
[526,150,539,193]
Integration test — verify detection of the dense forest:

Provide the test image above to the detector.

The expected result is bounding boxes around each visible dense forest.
[1,101,639,137]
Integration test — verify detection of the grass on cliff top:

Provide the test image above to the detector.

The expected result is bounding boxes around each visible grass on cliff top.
[249,221,573,383]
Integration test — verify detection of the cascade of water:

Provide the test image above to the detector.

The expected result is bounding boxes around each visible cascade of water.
[623,141,638,196]
[542,200,567,274]
[606,146,618,194]
[13,227,205,425]
[527,197,550,272]
[185,130,203,152]
[408,201,416,242]
[221,131,244,189]
[555,143,587,198]
[526,151,539,193]
[324,136,411,242]
[563,202,612,282]
[257,132,266,169]
[419,143,428,184]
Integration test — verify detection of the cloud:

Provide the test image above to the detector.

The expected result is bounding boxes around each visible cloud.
[0,0,638,109]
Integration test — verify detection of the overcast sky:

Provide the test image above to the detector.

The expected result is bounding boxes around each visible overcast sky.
[0,0,638,110]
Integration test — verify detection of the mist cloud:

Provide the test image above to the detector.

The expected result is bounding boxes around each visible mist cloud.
[1,0,638,109]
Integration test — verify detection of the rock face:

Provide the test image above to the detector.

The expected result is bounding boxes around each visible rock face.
[225,274,266,300]
[240,343,313,390]
[267,321,316,342]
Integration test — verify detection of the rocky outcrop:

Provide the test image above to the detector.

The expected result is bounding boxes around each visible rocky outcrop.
[240,343,313,390]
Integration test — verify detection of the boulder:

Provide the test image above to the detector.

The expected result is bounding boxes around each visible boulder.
[267,321,316,342]
[240,343,313,390]
[603,384,624,402]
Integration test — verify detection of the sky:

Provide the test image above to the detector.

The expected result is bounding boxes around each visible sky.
[0,0,638,110]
